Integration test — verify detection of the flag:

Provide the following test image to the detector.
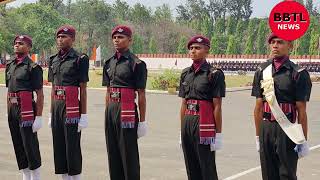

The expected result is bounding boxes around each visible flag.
[96,46,101,62]
[90,44,97,61]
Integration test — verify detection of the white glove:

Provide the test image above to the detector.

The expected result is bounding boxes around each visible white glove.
[32,116,43,133]
[78,114,88,132]
[48,113,52,128]
[210,133,223,151]
[256,136,260,152]
[137,121,147,138]
[294,142,310,158]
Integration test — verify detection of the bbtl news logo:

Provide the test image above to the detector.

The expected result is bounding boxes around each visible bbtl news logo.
[269,0,310,41]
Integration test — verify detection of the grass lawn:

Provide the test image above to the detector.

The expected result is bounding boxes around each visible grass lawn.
[0,69,253,89]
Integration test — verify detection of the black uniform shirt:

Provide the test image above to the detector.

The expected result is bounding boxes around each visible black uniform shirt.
[251,59,312,103]
[6,56,43,93]
[102,50,147,89]
[179,62,226,100]
[48,48,89,86]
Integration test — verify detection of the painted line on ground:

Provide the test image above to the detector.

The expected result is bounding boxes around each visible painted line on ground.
[223,144,320,180]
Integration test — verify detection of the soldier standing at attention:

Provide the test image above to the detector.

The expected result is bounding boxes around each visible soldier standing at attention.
[179,35,226,180]
[102,25,147,180]
[48,25,89,180]
[6,35,44,180]
[252,33,312,180]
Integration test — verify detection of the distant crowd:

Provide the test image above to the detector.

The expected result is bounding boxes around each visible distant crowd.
[209,60,320,73]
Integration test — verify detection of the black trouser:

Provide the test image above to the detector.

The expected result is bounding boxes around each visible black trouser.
[51,100,82,175]
[7,102,41,170]
[105,101,140,180]
[181,115,218,180]
[259,120,298,180]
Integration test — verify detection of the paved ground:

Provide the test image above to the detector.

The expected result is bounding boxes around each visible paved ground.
[1,84,320,180]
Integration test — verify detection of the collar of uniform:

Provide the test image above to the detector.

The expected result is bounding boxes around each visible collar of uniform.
[273,57,291,70]
[58,48,77,59]
[191,61,209,72]
[16,55,30,65]
[114,49,131,59]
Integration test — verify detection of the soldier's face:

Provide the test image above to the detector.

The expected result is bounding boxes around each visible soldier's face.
[56,34,74,50]
[269,38,292,58]
[14,40,31,54]
[112,34,131,51]
[188,43,209,61]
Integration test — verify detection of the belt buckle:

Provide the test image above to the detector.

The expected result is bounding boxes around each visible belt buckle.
[187,103,199,111]
[56,89,65,96]
[111,92,120,98]
[10,97,18,104]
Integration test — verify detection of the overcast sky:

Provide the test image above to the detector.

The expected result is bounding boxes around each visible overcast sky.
[6,0,320,18]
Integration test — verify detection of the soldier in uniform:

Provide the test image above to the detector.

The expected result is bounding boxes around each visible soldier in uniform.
[102,25,147,180]
[48,25,89,180]
[6,35,44,180]
[252,33,312,180]
[179,35,226,180]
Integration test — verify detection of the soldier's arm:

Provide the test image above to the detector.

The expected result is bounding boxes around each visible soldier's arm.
[105,87,110,107]
[31,65,44,116]
[79,82,87,114]
[35,88,44,116]
[213,97,222,133]
[296,101,308,140]
[51,86,54,113]
[254,98,264,136]
[180,98,187,129]
[137,89,146,122]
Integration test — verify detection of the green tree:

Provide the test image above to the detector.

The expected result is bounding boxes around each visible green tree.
[148,36,158,53]
[154,4,172,22]
[226,35,239,54]
[132,34,144,54]
[207,0,228,22]
[201,15,213,37]
[244,18,258,54]
[227,0,253,21]
[256,19,269,54]
[309,29,319,55]
[214,18,225,34]
[4,3,68,55]
[210,35,227,54]
[296,16,318,55]
[113,0,131,21]
[177,36,188,54]
[130,3,152,24]
[225,16,237,35]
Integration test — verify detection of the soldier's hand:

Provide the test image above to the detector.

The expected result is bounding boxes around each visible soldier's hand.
[48,113,52,128]
[294,142,310,158]
[256,136,260,152]
[78,114,88,132]
[137,121,147,138]
[32,116,43,133]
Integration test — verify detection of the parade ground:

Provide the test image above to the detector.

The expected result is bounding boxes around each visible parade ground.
[1,84,320,180]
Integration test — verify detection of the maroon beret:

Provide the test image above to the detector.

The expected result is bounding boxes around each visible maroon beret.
[56,25,76,38]
[267,33,279,44]
[267,32,293,44]
[187,35,210,49]
[14,35,32,47]
[111,25,132,37]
